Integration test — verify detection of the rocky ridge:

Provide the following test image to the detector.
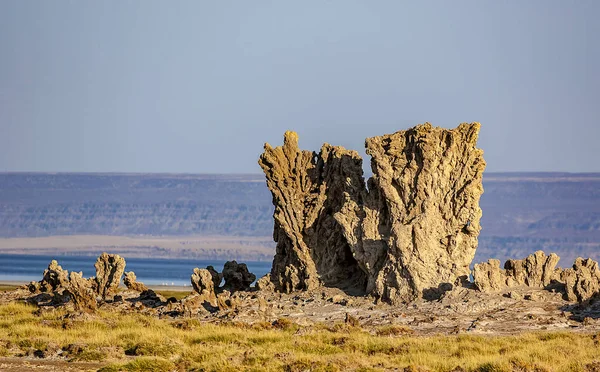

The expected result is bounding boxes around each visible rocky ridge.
[123,271,148,292]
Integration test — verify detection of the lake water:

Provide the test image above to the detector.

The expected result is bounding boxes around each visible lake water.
[0,254,272,287]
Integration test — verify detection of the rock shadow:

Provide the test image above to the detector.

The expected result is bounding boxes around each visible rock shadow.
[125,290,165,308]
[422,283,455,301]
[306,152,369,296]
[559,296,600,321]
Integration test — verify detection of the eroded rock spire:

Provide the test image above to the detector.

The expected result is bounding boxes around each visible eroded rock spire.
[258,131,367,293]
[347,123,486,302]
[260,123,486,303]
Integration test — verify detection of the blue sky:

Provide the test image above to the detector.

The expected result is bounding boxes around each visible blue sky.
[1,1,598,173]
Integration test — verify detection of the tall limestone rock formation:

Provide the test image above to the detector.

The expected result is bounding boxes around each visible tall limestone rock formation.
[260,123,486,303]
[93,253,126,300]
[258,131,367,293]
[341,123,485,302]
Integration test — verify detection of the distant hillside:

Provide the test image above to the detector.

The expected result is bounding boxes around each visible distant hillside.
[475,173,600,265]
[0,172,599,265]
[0,173,273,237]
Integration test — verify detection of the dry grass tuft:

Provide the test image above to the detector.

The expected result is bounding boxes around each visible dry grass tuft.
[375,324,415,336]
[0,302,599,371]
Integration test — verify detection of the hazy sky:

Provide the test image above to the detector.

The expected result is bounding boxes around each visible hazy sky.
[1,1,598,173]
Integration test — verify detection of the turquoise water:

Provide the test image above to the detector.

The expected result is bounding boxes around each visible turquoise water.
[0,254,272,287]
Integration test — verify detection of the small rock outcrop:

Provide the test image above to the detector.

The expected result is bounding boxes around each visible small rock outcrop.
[504,252,561,288]
[41,260,70,292]
[255,274,275,292]
[136,289,165,308]
[473,251,561,291]
[260,123,485,303]
[472,259,506,292]
[123,272,148,292]
[28,260,70,293]
[222,261,256,292]
[561,258,600,302]
[191,268,217,305]
[65,272,97,312]
[93,253,126,300]
[473,252,600,302]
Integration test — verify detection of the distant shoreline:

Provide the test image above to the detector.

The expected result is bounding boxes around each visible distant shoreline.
[0,234,275,261]
[0,280,193,292]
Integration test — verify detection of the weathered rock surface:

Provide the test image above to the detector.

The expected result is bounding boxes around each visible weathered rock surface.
[255,274,275,292]
[474,252,600,302]
[191,268,217,305]
[93,253,126,300]
[473,251,561,291]
[259,123,485,303]
[206,265,222,289]
[123,272,148,292]
[504,251,561,288]
[28,260,70,293]
[222,261,256,292]
[350,123,485,302]
[561,258,600,302]
[217,290,241,311]
[41,260,70,292]
[65,272,97,312]
[472,259,506,292]
[258,131,367,293]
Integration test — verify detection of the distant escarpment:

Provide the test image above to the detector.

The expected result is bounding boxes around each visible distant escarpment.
[0,174,273,238]
[259,123,486,303]
[1,170,599,265]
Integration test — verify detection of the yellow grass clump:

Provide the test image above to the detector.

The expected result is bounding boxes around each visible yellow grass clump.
[0,302,599,371]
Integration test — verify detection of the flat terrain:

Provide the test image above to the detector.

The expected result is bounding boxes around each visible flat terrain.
[0,172,599,265]
[2,287,600,371]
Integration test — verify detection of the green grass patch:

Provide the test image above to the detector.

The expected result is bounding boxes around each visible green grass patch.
[154,289,193,301]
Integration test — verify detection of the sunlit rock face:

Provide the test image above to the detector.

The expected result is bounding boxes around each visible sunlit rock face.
[260,123,486,303]
[258,131,367,294]
[473,251,600,303]
[93,253,126,300]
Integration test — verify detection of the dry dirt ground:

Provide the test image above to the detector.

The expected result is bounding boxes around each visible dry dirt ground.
[2,283,599,336]
[2,284,600,371]
[0,358,103,372]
